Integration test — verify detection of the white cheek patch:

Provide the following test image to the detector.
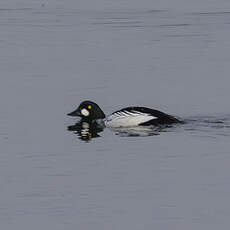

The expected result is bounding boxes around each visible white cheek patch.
[81,108,90,116]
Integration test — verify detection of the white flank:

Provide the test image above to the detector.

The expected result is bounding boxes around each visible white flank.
[104,111,157,128]
[81,108,89,116]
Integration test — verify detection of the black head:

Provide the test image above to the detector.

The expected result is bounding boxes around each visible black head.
[67,101,105,120]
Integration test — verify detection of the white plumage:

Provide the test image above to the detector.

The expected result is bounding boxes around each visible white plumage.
[104,111,157,128]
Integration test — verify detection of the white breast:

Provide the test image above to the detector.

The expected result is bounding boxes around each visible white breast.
[104,111,156,128]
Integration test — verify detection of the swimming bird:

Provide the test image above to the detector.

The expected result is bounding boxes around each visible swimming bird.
[68,100,181,128]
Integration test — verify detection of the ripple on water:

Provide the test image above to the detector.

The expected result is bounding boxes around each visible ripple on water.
[183,115,230,138]
[67,115,230,142]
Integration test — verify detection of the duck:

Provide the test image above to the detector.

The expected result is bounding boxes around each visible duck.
[67,100,182,128]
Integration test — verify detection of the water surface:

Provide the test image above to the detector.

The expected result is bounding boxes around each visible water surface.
[0,1,230,229]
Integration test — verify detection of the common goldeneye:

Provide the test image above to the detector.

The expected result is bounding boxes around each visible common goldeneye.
[67,100,181,128]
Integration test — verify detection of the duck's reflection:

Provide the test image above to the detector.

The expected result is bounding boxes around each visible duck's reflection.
[67,121,104,142]
[67,120,173,141]
[110,126,163,137]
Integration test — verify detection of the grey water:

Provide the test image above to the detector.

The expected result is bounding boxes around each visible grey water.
[1,0,230,229]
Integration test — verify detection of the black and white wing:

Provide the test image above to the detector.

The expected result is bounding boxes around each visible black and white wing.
[105,107,180,128]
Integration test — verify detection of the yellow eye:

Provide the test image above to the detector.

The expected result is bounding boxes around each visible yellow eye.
[88,105,92,109]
